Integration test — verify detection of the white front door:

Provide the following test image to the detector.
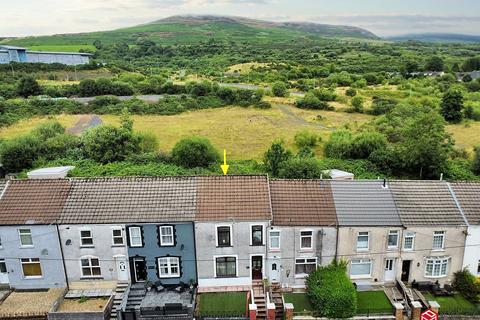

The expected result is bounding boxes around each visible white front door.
[268,259,280,283]
[0,259,9,284]
[115,256,129,281]
[384,259,395,282]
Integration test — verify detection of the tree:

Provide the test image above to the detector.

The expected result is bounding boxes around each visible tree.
[82,125,141,164]
[278,157,322,179]
[425,56,444,71]
[350,96,364,113]
[0,135,41,172]
[462,56,480,72]
[17,76,42,97]
[473,146,480,175]
[171,136,220,168]
[271,81,289,97]
[324,130,353,159]
[440,89,464,123]
[263,141,292,177]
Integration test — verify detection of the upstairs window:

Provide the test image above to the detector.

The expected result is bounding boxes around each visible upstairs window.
[300,231,313,249]
[357,232,369,251]
[112,228,124,245]
[403,232,415,250]
[129,227,143,247]
[251,225,263,246]
[269,231,280,250]
[432,231,445,250]
[21,258,42,278]
[19,229,33,247]
[80,229,94,247]
[388,230,399,249]
[158,257,180,278]
[159,226,174,246]
[217,226,232,247]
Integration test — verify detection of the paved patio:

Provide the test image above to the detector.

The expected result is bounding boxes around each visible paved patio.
[140,289,194,309]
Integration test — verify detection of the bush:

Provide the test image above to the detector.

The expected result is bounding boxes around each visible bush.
[350,96,364,113]
[369,97,397,115]
[296,92,333,110]
[324,130,353,159]
[271,81,289,97]
[253,101,272,109]
[0,135,41,172]
[473,146,480,175]
[453,269,480,303]
[294,130,320,149]
[171,136,220,168]
[345,88,357,97]
[311,88,336,101]
[350,131,388,159]
[306,260,357,318]
[278,157,322,179]
[17,76,42,98]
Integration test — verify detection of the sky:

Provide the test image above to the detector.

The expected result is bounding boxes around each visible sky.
[2,0,480,37]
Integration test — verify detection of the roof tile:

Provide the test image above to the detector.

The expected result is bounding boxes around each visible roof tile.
[450,182,480,225]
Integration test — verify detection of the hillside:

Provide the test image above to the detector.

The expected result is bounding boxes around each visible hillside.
[1,15,378,49]
[388,33,480,43]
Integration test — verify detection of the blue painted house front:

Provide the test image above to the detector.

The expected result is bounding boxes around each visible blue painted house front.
[126,223,197,286]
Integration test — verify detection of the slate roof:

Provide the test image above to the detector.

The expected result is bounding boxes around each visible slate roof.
[331,180,401,226]
[270,179,337,226]
[450,182,480,225]
[196,175,271,221]
[60,176,197,224]
[389,181,465,226]
[0,179,70,225]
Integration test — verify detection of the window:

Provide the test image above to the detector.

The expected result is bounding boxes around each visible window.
[80,229,93,247]
[0,235,2,248]
[19,229,33,246]
[350,259,372,277]
[112,228,124,245]
[251,225,263,246]
[0,259,6,273]
[215,256,237,277]
[425,257,449,277]
[432,231,445,250]
[477,260,480,274]
[217,226,231,247]
[388,230,399,248]
[269,231,280,250]
[159,226,174,246]
[403,232,415,250]
[295,258,317,275]
[81,257,101,277]
[21,258,42,278]
[300,231,313,249]
[158,257,180,278]
[357,232,369,251]
[129,227,143,247]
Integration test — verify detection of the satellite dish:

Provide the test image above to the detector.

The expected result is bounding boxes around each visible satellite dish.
[41,249,49,256]
[65,239,72,246]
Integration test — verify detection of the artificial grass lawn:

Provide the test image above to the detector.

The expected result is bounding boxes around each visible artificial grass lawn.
[283,293,314,314]
[198,292,247,316]
[424,293,478,314]
[356,291,393,315]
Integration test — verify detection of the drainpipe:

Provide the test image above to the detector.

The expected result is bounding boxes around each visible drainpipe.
[334,225,339,261]
[192,221,199,286]
[56,223,69,290]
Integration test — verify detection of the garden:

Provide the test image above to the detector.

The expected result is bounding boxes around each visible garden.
[197,292,247,317]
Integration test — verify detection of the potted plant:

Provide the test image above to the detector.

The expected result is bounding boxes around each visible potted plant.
[145,279,153,292]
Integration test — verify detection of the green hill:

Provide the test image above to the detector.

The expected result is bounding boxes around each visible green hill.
[2,15,378,49]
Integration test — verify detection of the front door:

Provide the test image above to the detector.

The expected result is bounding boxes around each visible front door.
[401,260,411,282]
[0,259,9,284]
[384,258,395,282]
[268,259,280,283]
[132,258,147,283]
[115,256,129,281]
[252,256,263,280]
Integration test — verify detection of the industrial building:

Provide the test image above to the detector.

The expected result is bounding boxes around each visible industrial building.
[0,45,92,65]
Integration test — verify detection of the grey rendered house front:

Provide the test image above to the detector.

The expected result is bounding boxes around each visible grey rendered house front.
[195,176,272,292]
[0,179,68,289]
[269,179,338,289]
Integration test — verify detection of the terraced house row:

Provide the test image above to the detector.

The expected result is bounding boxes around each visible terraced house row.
[0,175,479,318]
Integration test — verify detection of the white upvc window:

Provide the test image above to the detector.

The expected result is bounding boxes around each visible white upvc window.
[300,230,313,250]
[159,226,174,246]
[129,226,143,247]
[350,259,372,278]
[80,256,102,278]
[357,231,369,251]
[432,231,445,250]
[387,230,399,249]
[295,258,317,276]
[21,258,42,278]
[269,230,280,251]
[403,232,415,250]
[158,257,180,278]
[216,225,232,247]
[80,229,94,247]
[425,257,449,278]
[19,228,33,247]
[112,227,124,245]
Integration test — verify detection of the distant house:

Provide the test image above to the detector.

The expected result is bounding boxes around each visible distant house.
[0,179,68,289]
[456,71,480,81]
[195,175,272,292]
[409,71,445,77]
[389,181,467,285]
[269,179,337,288]
[449,182,480,276]
[0,45,92,65]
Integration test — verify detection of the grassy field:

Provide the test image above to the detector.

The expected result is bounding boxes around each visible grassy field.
[283,293,314,314]
[356,291,393,315]
[424,293,478,314]
[0,104,374,160]
[198,292,247,316]
[448,121,480,152]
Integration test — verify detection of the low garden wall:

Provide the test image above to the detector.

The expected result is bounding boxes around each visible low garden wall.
[48,295,113,320]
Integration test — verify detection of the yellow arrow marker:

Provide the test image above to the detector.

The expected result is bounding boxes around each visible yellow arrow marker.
[221,149,229,175]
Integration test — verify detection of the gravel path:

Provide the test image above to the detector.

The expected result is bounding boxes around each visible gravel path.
[67,115,103,135]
